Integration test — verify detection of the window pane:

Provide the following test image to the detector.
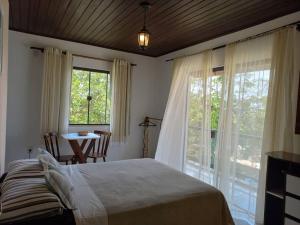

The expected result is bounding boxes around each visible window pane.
[185,74,223,183]
[89,72,110,124]
[69,69,89,124]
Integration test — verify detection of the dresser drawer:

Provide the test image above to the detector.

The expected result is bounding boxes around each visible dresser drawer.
[285,196,300,220]
[285,218,300,225]
[286,174,300,196]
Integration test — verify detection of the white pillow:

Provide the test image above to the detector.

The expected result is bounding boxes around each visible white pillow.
[45,168,75,209]
[37,148,61,170]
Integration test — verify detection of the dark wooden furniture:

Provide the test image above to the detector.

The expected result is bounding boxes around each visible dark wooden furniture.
[43,132,75,165]
[61,133,100,164]
[295,72,300,134]
[88,130,111,163]
[264,151,300,225]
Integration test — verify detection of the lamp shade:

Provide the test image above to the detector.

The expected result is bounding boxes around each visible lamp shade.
[138,28,150,50]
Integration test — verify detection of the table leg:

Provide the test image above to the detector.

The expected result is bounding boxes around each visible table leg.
[68,139,86,163]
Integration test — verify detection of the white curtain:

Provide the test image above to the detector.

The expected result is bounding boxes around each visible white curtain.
[155,51,213,171]
[156,26,298,225]
[255,27,298,224]
[40,47,72,135]
[215,34,273,224]
[111,59,132,143]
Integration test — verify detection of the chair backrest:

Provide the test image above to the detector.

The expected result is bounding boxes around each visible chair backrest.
[93,130,112,157]
[43,132,60,158]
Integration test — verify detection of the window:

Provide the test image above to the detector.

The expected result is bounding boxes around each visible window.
[69,67,111,125]
[185,70,223,178]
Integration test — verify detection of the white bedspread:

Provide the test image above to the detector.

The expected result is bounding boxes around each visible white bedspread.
[63,165,108,225]
[66,159,234,225]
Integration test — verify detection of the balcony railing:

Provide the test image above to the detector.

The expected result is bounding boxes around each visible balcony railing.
[185,128,261,225]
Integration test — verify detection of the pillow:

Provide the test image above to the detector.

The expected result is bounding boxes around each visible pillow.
[7,159,41,172]
[3,159,44,182]
[44,169,75,209]
[38,148,61,170]
[0,178,64,224]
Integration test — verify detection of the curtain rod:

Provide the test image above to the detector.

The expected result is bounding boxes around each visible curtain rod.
[30,47,137,66]
[165,21,300,62]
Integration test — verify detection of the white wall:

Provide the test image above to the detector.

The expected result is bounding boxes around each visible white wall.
[0,0,8,175]
[5,31,164,167]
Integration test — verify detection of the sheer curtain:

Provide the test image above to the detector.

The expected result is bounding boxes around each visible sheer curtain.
[155,51,213,171]
[215,35,273,224]
[111,59,132,143]
[255,27,298,224]
[156,27,298,225]
[40,47,72,135]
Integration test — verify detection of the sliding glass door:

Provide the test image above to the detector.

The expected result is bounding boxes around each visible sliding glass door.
[184,66,271,225]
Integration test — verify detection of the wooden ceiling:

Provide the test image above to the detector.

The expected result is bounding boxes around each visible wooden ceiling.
[9,0,300,57]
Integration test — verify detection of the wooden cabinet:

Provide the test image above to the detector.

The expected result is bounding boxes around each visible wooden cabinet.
[295,72,300,134]
[264,152,300,225]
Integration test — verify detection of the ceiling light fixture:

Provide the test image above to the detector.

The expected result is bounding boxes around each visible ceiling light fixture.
[138,1,151,50]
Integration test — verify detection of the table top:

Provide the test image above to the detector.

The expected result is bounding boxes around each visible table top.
[61,133,100,140]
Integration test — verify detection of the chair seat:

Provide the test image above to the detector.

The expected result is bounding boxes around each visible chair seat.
[87,152,105,158]
[56,155,74,162]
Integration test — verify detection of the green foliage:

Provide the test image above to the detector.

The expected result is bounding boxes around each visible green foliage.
[186,75,223,164]
[186,70,270,167]
[69,69,111,125]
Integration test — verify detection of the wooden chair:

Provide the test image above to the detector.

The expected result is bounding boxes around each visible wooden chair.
[88,130,111,163]
[43,132,75,165]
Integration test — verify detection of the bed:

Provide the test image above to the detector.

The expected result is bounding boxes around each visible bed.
[0,151,234,225]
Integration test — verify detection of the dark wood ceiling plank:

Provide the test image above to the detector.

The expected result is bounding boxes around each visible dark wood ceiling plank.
[47,0,72,34]
[110,0,238,48]
[74,0,120,41]
[120,0,239,48]
[67,0,105,39]
[53,0,83,35]
[150,0,241,42]
[98,0,180,45]
[70,0,114,40]
[8,0,13,28]
[150,0,270,44]
[63,0,96,37]
[86,0,138,43]
[84,3,140,44]
[33,0,52,34]
[27,0,39,32]
[38,0,56,34]
[19,0,30,31]
[147,0,195,25]
[152,1,277,51]
[148,0,215,32]
[10,0,21,30]
[60,0,93,38]
[41,0,63,35]
[99,0,196,46]
[153,1,300,55]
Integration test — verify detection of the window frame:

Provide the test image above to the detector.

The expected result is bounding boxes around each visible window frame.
[69,66,111,126]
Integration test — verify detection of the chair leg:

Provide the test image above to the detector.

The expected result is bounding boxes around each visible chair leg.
[103,157,106,162]
[93,158,97,163]
[66,161,68,165]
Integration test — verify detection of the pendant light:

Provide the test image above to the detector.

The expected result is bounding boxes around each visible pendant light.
[138,1,151,50]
